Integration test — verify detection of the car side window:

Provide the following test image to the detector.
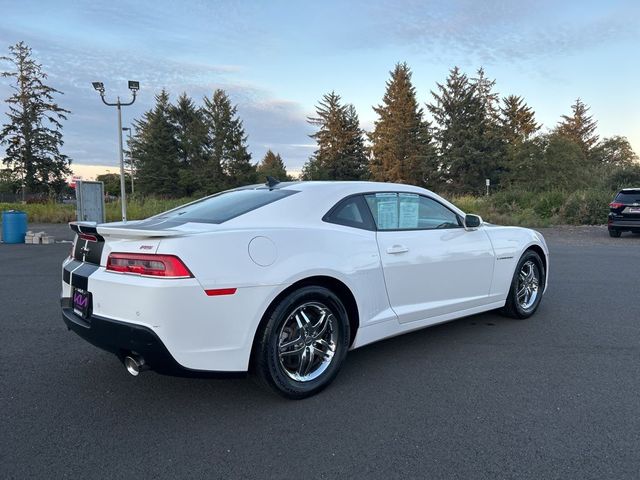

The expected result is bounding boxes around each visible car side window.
[323,195,375,230]
[364,193,461,230]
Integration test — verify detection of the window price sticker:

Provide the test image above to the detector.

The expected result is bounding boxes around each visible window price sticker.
[375,193,398,230]
[399,193,419,228]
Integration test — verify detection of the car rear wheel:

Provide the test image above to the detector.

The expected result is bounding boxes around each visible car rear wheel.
[609,229,622,238]
[501,250,545,319]
[254,286,350,399]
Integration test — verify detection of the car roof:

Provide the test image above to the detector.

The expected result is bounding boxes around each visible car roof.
[247,180,433,194]
[619,188,640,192]
[225,180,464,229]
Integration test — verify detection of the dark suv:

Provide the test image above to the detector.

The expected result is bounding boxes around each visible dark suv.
[608,188,640,237]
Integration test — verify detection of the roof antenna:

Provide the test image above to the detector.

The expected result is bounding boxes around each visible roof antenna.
[265,176,280,189]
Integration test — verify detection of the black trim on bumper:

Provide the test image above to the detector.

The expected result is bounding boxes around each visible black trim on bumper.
[608,220,640,230]
[61,298,245,378]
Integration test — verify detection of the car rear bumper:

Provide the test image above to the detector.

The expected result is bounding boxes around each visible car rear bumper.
[61,256,281,373]
[608,219,640,230]
[61,298,245,378]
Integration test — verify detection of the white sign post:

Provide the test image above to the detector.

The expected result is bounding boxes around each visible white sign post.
[485,178,490,196]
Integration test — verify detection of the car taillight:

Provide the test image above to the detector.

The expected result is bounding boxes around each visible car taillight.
[609,202,624,209]
[106,253,193,278]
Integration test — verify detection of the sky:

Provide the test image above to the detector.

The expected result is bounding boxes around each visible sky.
[0,0,639,179]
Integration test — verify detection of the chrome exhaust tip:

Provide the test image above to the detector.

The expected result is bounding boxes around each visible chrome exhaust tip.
[124,354,146,376]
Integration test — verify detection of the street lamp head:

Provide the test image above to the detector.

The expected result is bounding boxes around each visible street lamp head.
[92,81,105,93]
[128,80,140,92]
[122,127,131,132]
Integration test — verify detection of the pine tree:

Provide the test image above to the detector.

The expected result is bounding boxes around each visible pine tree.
[497,95,541,184]
[499,95,540,145]
[302,92,368,181]
[369,63,436,187]
[0,41,71,197]
[202,89,256,190]
[169,93,208,195]
[556,98,598,157]
[428,66,499,194]
[472,67,500,120]
[130,90,181,196]
[257,150,290,181]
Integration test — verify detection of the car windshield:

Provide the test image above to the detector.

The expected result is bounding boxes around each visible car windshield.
[154,188,298,224]
[615,191,640,203]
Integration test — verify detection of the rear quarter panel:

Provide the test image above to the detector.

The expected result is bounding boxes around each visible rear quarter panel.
[155,224,395,337]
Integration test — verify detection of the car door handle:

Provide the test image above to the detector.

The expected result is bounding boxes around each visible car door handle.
[386,244,409,254]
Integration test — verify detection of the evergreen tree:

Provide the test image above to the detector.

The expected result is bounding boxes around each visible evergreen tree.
[130,90,181,196]
[428,66,499,194]
[0,41,71,197]
[499,95,540,145]
[257,149,290,181]
[498,95,541,183]
[555,98,599,157]
[472,67,500,120]
[369,63,436,187]
[169,93,208,195]
[202,89,256,190]
[302,92,368,180]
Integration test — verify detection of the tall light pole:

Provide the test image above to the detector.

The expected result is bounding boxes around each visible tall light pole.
[122,127,134,195]
[91,80,139,222]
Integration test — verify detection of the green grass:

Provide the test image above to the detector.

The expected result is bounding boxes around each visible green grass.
[0,202,76,223]
[2,187,616,226]
[104,197,190,222]
[1,197,191,224]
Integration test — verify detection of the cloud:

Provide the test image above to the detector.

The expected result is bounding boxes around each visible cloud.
[351,0,640,64]
[0,24,315,172]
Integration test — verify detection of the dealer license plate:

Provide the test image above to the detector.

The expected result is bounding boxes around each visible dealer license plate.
[73,289,92,319]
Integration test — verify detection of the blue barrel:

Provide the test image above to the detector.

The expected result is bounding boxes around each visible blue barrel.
[2,210,28,244]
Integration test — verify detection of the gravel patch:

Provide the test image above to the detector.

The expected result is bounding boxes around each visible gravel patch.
[536,225,640,246]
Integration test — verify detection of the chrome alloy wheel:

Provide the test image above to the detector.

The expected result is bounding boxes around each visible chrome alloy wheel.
[517,260,540,310]
[277,302,338,382]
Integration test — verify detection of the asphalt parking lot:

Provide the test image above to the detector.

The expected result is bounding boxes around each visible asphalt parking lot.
[1,226,639,479]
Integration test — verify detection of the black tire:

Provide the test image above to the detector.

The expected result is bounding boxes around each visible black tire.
[501,250,545,319]
[609,229,622,238]
[254,286,350,399]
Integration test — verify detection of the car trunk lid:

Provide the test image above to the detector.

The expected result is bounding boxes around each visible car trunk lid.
[69,220,212,266]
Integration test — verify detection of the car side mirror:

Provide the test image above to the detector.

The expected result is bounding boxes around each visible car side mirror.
[463,214,482,230]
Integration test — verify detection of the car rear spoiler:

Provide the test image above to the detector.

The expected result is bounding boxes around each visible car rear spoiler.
[69,222,187,239]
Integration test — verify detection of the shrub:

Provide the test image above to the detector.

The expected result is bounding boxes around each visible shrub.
[560,189,612,225]
[533,189,565,218]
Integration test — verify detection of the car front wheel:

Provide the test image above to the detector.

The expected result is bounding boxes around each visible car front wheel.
[501,250,545,319]
[254,286,350,399]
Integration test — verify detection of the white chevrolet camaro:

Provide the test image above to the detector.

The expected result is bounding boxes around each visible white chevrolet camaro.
[62,180,549,398]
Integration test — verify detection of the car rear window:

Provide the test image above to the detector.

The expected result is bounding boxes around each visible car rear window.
[154,188,297,224]
[615,191,640,203]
